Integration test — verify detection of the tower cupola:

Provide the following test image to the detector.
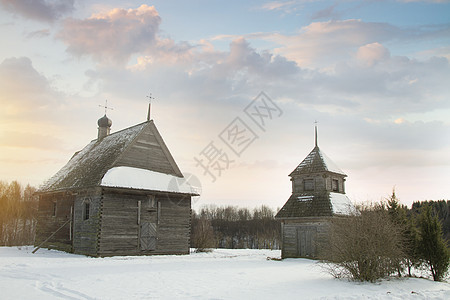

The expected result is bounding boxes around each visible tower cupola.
[97,114,112,140]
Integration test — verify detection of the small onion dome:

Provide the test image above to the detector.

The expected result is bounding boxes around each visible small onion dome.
[98,114,112,127]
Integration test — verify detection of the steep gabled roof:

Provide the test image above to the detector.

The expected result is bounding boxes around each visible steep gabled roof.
[289,146,346,177]
[39,120,183,193]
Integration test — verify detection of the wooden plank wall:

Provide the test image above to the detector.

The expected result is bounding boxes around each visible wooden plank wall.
[72,187,102,256]
[35,192,74,252]
[325,176,346,193]
[281,218,330,259]
[115,126,176,175]
[293,174,346,194]
[293,175,326,193]
[97,191,143,256]
[98,189,191,256]
[155,194,191,255]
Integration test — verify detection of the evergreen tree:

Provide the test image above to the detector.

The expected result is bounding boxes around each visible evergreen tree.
[417,205,450,281]
[386,189,409,276]
[404,215,420,277]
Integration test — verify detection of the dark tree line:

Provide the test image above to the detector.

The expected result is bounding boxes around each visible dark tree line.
[410,200,450,243]
[191,205,281,251]
[0,181,38,246]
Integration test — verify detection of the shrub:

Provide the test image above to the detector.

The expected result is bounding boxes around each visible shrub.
[191,216,215,252]
[323,204,404,282]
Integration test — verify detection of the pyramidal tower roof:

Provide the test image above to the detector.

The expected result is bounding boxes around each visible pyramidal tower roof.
[289,146,346,176]
[289,124,346,177]
[276,124,353,220]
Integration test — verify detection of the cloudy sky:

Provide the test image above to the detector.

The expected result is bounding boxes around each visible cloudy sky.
[0,0,449,209]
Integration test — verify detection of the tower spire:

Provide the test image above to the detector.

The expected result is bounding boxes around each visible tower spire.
[146,93,155,121]
[314,120,318,148]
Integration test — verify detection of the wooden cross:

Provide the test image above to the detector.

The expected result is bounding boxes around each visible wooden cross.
[146,93,155,103]
[99,100,113,114]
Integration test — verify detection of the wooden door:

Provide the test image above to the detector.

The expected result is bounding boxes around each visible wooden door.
[297,226,317,257]
[140,221,156,251]
[138,199,158,251]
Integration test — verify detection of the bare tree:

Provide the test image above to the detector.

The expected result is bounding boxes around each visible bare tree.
[0,181,38,246]
[191,213,216,252]
[191,205,281,250]
[323,203,404,282]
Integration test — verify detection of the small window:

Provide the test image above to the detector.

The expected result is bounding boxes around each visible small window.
[293,178,302,193]
[157,201,161,225]
[84,202,90,220]
[148,195,156,208]
[304,179,315,191]
[332,179,339,192]
[52,201,57,217]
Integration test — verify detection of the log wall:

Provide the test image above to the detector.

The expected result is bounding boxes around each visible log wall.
[37,187,191,257]
[98,188,191,257]
[35,192,74,252]
[292,174,346,194]
[155,194,191,255]
[72,187,102,256]
[97,191,142,256]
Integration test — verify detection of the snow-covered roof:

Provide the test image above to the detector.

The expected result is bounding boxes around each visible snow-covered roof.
[38,120,187,194]
[39,122,147,192]
[289,146,346,177]
[319,150,345,175]
[329,192,355,215]
[276,192,355,219]
[101,167,198,195]
[297,196,314,202]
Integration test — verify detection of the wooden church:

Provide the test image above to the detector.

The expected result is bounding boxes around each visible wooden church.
[35,107,198,257]
[275,126,354,259]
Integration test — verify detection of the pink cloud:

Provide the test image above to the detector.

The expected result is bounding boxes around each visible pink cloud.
[58,5,162,64]
[261,1,297,11]
[356,42,390,66]
[265,19,399,67]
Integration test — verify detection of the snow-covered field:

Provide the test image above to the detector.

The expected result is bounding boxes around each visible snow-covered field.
[1,247,449,299]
